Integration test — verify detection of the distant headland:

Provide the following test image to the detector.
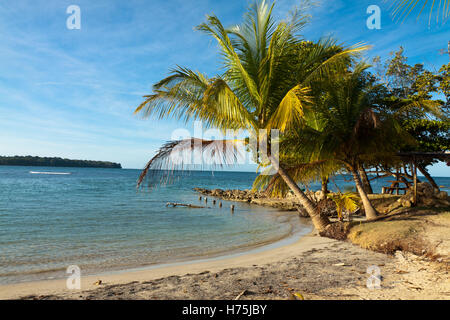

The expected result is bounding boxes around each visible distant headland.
[0,156,122,169]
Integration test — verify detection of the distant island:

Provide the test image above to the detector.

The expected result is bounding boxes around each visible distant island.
[0,156,122,169]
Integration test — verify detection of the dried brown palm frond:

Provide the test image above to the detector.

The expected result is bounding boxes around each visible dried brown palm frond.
[136,138,245,189]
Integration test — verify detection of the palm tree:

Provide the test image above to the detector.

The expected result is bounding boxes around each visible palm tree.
[280,64,410,220]
[134,0,367,232]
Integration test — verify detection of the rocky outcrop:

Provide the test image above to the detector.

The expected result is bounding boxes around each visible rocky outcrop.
[386,182,449,213]
[193,188,340,218]
[193,187,308,214]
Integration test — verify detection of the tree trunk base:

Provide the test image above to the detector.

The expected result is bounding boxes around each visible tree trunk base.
[319,221,352,240]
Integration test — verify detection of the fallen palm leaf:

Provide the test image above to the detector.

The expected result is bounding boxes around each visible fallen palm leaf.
[234,289,247,300]
[293,292,305,300]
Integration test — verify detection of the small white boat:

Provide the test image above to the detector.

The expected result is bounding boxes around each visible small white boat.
[29,171,72,175]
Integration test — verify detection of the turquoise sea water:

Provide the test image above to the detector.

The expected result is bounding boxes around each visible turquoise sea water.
[0,166,448,285]
[0,166,300,285]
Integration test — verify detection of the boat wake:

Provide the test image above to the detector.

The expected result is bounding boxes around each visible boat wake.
[29,171,72,175]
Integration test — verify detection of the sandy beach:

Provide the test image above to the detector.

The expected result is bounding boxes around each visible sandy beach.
[2,228,448,300]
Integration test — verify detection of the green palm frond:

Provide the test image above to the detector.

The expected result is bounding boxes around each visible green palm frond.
[134,67,255,130]
[264,40,369,132]
[389,0,450,25]
[288,39,369,91]
[328,192,360,220]
[266,85,312,131]
[280,63,414,169]
[393,98,445,119]
[197,15,262,107]
[252,159,341,197]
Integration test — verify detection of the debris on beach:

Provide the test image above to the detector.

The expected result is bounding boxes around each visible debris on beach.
[93,280,102,286]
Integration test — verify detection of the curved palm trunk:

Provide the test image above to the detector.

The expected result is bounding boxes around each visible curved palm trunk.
[417,164,439,191]
[358,166,373,194]
[349,166,378,220]
[321,177,329,201]
[270,157,330,232]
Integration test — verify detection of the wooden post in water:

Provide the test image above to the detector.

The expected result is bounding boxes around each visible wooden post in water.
[205,198,208,204]
[219,202,222,208]
[230,205,235,212]
[199,196,202,201]
[213,199,216,205]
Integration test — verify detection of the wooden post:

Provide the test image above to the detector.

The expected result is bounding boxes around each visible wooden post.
[412,158,417,206]
[396,169,400,195]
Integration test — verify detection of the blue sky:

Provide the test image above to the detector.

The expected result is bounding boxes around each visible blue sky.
[0,0,448,176]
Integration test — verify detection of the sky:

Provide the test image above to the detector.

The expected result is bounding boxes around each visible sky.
[0,0,448,176]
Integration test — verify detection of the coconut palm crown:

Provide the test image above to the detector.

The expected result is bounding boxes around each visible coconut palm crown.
[276,64,414,220]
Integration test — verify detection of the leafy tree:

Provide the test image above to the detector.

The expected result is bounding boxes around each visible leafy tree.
[372,48,449,188]
[437,63,450,113]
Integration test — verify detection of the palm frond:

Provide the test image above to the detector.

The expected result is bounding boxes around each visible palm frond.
[394,98,445,119]
[389,0,450,25]
[253,159,341,197]
[134,66,255,130]
[137,138,245,189]
[328,192,360,219]
[301,39,370,85]
[266,85,312,131]
[197,15,262,107]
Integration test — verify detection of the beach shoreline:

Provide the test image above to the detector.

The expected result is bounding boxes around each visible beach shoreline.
[3,224,449,300]
[0,220,314,300]
[0,208,309,285]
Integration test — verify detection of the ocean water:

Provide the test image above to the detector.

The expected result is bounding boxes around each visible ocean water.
[0,166,302,285]
[0,166,448,285]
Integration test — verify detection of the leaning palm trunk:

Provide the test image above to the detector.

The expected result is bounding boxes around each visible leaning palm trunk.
[417,164,440,191]
[320,177,329,200]
[270,156,330,232]
[358,166,373,194]
[349,166,378,220]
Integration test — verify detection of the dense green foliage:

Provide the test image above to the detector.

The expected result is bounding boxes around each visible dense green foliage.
[372,47,450,171]
[402,119,450,152]
[0,156,122,169]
